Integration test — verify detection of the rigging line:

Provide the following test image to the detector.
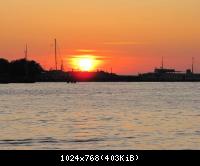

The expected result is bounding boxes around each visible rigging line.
[57,42,63,61]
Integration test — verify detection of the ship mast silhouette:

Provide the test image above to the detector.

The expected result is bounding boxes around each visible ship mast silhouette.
[54,38,64,71]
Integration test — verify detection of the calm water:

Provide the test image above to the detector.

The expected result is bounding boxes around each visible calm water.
[0,82,200,150]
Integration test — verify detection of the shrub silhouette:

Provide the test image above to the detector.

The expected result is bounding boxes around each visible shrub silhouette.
[0,58,43,77]
[0,58,9,74]
[9,58,44,77]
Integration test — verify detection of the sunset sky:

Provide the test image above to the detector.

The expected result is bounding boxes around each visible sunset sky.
[1,0,200,74]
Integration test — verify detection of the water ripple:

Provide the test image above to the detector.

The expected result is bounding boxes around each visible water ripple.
[0,137,58,145]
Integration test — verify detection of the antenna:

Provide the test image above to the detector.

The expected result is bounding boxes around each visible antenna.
[192,57,194,73]
[54,38,58,70]
[25,44,28,60]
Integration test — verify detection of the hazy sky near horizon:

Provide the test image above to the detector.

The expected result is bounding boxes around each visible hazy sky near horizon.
[1,0,200,74]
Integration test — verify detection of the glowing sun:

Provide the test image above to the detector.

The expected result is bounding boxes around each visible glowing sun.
[70,55,100,71]
[78,58,93,71]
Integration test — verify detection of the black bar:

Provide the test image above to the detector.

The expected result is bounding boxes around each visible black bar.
[0,150,199,166]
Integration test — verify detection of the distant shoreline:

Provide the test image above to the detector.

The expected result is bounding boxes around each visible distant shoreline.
[1,58,200,83]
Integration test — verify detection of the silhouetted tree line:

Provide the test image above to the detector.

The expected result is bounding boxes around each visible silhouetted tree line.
[0,58,43,79]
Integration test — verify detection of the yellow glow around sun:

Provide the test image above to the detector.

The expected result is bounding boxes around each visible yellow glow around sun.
[70,55,100,71]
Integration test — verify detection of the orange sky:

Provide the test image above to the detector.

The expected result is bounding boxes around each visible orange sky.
[0,0,200,74]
